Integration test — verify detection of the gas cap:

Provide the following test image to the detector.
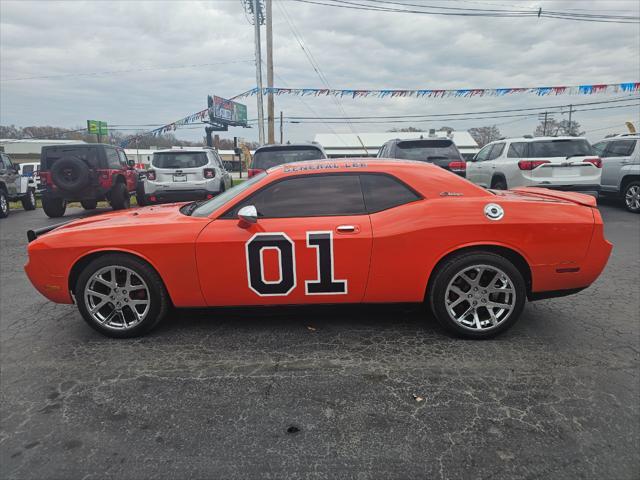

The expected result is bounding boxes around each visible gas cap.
[484,203,504,221]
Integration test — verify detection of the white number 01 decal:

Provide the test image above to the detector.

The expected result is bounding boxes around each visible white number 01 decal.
[245,231,347,297]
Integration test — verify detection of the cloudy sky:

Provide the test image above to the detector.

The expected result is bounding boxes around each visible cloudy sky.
[1,0,639,144]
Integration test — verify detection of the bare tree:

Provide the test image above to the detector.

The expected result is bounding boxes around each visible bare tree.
[469,125,502,147]
[387,126,424,132]
[534,119,584,137]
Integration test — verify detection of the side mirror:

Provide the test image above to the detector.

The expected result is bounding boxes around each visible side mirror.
[127,159,135,168]
[238,205,258,225]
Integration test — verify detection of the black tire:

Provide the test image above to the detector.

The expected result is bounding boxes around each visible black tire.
[42,196,67,218]
[136,184,147,206]
[51,157,90,192]
[622,180,640,213]
[75,254,169,338]
[0,189,9,218]
[80,199,98,210]
[21,188,37,211]
[110,182,130,210]
[429,251,526,339]
[491,177,508,190]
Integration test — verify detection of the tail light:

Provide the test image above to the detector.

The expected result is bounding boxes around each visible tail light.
[146,170,156,181]
[583,157,602,168]
[203,168,215,179]
[448,161,466,172]
[39,172,49,186]
[518,160,550,170]
[248,168,264,178]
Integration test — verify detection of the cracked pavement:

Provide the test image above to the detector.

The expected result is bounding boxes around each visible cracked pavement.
[1,202,639,479]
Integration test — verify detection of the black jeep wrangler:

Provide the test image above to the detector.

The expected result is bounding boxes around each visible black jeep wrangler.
[39,144,139,218]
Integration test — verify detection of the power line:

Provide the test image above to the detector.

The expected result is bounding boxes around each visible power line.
[290,0,640,23]
[0,60,255,82]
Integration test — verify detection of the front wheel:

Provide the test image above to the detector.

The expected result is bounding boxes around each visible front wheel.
[623,181,640,213]
[429,251,526,339]
[80,199,97,210]
[110,182,130,210]
[0,190,9,218]
[42,196,67,218]
[76,254,169,338]
[21,188,37,211]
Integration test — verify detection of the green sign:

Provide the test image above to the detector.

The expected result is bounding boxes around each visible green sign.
[87,120,108,136]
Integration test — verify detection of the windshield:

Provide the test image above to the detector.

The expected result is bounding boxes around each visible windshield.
[190,171,267,217]
[528,139,592,158]
[252,146,325,170]
[152,152,208,169]
[394,140,462,161]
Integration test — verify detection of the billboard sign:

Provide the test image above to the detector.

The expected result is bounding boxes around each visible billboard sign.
[208,95,248,126]
[87,120,108,135]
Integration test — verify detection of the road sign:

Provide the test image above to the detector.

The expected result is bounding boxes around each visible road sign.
[87,120,108,135]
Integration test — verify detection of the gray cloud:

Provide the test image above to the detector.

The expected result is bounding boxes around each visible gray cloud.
[1,0,638,143]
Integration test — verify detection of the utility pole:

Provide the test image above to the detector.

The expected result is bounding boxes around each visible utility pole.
[568,104,573,135]
[543,111,548,136]
[280,111,283,144]
[253,0,265,145]
[266,0,275,144]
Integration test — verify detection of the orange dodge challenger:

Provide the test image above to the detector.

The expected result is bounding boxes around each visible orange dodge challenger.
[25,159,612,339]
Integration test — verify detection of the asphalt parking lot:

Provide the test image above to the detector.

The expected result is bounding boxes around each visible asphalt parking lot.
[1,202,638,480]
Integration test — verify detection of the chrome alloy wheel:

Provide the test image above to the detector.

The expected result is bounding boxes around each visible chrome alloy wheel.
[84,265,150,330]
[625,185,640,211]
[445,264,516,331]
[0,193,7,215]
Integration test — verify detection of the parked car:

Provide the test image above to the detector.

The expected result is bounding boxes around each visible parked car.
[25,159,611,339]
[143,147,232,204]
[592,134,640,213]
[18,162,41,191]
[466,136,602,191]
[377,137,467,177]
[248,143,327,177]
[0,153,37,218]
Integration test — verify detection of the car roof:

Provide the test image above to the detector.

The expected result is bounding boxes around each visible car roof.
[597,134,640,141]
[255,143,325,152]
[486,136,587,145]
[153,147,215,153]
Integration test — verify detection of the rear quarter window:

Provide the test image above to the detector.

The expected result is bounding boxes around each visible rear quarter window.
[528,139,592,158]
[360,174,421,213]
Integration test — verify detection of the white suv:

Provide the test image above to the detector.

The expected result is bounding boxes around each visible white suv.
[466,136,601,192]
[143,147,232,204]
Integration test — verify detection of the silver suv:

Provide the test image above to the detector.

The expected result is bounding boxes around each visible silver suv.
[143,147,232,204]
[593,134,640,213]
[466,136,601,192]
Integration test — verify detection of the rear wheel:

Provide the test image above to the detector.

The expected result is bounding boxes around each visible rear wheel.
[110,182,130,210]
[76,254,169,338]
[0,190,9,218]
[21,188,37,211]
[623,180,640,213]
[491,177,508,190]
[429,251,526,339]
[80,199,97,210]
[42,196,67,218]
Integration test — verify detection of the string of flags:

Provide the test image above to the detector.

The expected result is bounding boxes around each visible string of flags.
[233,82,639,100]
[120,81,639,147]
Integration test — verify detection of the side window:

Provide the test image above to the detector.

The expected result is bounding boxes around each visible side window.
[474,144,492,162]
[360,174,421,213]
[488,143,505,160]
[117,149,129,166]
[507,142,527,158]
[22,164,34,176]
[233,174,366,218]
[592,142,607,157]
[3,154,14,168]
[0,155,6,169]
[105,148,121,169]
[605,140,636,157]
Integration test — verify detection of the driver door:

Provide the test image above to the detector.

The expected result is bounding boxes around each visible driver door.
[0,154,18,196]
[195,173,373,306]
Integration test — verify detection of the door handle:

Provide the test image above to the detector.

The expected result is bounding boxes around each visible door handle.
[336,225,358,233]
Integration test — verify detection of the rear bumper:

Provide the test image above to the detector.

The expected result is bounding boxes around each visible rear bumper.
[538,184,600,192]
[146,189,215,202]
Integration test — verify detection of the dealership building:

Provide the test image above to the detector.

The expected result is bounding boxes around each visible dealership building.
[313,130,479,160]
